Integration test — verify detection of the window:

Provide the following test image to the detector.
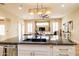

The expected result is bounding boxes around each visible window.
[27,22,33,33]
[51,22,59,40]
[52,22,58,32]
[0,25,5,35]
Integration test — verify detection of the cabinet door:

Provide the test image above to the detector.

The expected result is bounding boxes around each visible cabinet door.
[53,46,75,56]
[0,46,3,56]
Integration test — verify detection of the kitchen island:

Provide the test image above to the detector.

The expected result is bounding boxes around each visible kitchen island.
[0,37,77,56]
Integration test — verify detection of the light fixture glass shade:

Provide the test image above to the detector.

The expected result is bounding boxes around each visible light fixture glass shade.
[28,5,51,15]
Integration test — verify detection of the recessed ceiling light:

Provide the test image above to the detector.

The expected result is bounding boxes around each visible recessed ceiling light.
[61,4,65,7]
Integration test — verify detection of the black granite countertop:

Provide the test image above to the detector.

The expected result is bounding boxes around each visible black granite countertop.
[0,37,76,45]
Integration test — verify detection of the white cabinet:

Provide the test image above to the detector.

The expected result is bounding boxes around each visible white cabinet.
[53,45,75,56]
[18,45,75,56]
[18,45,52,56]
[0,46,3,56]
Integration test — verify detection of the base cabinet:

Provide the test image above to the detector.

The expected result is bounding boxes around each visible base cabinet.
[18,45,52,56]
[0,44,76,56]
[53,45,75,56]
[18,45,75,56]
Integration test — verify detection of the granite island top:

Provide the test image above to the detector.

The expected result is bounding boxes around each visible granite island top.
[0,37,77,45]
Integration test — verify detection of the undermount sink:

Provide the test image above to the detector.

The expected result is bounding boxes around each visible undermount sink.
[23,38,46,42]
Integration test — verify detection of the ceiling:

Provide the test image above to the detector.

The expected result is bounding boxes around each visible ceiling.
[0,3,79,19]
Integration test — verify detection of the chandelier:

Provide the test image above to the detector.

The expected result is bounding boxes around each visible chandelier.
[28,4,51,15]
